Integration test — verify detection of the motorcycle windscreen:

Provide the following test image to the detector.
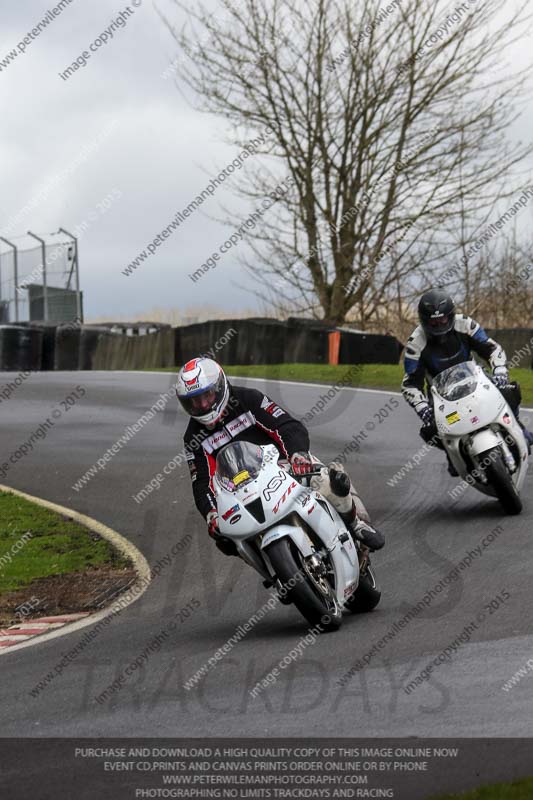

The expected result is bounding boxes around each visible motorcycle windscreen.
[432,361,478,401]
[215,441,264,492]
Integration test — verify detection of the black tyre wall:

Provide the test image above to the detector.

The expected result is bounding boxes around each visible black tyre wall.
[0,325,43,371]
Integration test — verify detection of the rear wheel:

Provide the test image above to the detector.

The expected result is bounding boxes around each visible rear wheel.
[266,538,342,632]
[345,564,381,613]
[484,447,522,515]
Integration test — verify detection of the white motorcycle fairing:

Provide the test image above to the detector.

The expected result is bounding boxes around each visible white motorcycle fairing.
[431,361,528,498]
[214,444,360,607]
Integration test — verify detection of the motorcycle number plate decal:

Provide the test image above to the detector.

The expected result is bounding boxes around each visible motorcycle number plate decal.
[446,411,460,424]
[222,504,239,521]
[229,514,242,524]
[233,470,250,486]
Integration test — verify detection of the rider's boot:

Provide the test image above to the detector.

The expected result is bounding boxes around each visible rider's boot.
[329,467,385,552]
[346,512,386,552]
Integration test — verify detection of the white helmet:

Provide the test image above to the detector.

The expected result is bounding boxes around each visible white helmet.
[176,357,229,427]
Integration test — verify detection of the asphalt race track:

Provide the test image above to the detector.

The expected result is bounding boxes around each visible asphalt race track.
[1,370,533,738]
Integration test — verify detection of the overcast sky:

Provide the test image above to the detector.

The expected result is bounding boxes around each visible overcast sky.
[1,0,532,322]
[0,0,257,321]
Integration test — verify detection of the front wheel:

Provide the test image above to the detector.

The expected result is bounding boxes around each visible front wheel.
[266,537,342,632]
[485,447,522,515]
[345,564,381,613]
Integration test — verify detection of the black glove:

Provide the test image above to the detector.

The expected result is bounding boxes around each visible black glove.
[215,536,239,557]
[492,368,510,390]
[418,405,434,427]
[418,406,441,447]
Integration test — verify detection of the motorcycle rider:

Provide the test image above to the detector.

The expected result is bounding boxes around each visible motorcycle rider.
[402,288,533,473]
[177,357,385,556]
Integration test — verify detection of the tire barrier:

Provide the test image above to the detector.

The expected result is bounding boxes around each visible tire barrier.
[17,322,57,371]
[0,325,43,371]
[39,325,57,371]
[54,325,82,370]
[10,319,530,372]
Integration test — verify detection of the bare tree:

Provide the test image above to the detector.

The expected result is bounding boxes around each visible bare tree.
[467,228,533,329]
[161,0,533,325]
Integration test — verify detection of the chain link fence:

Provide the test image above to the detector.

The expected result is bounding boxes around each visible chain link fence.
[0,231,82,323]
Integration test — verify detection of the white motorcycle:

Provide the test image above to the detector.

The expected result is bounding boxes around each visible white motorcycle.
[432,361,528,514]
[214,441,381,631]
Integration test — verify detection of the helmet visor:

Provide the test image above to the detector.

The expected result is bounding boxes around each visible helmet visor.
[425,313,454,335]
[179,388,217,417]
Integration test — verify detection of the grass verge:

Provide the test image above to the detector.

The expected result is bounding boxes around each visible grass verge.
[431,777,533,799]
[0,491,134,624]
[153,363,533,406]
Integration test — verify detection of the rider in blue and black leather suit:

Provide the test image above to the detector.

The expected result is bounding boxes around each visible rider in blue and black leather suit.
[401,289,533,473]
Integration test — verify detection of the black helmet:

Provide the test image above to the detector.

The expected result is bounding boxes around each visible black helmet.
[418,289,456,337]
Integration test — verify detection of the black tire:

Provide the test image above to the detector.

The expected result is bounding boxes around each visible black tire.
[266,537,342,632]
[485,448,522,515]
[345,565,381,613]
